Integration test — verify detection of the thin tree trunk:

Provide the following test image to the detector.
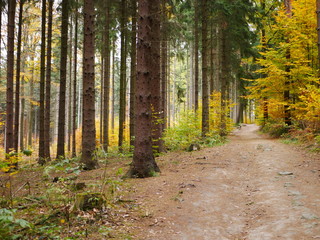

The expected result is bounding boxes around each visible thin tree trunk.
[111,38,116,133]
[38,0,46,163]
[44,0,53,160]
[161,0,167,132]
[220,30,228,136]
[5,0,16,155]
[127,0,160,178]
[81,0,98,170]
[201,0,209,137]
[119,0,127,152]
[72,1,78,157]
[14,0,24,152]
[129,0,137,150]
[20,76,25,151]
[68,17,73,154]
[57,0,69,158]
[103,0,111,152]
[28,55,35,148]
[284,0,292,126]
[100,54,103,145]
[194,0,199,112]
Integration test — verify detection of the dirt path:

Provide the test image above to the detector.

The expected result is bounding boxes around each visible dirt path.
[130,124,320,240]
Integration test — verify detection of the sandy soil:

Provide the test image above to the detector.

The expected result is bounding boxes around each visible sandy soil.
[129,124,320,240]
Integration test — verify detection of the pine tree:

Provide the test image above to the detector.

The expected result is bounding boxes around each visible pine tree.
[81,0,98,170]
[127,0,160,177]
[57,0,69,159]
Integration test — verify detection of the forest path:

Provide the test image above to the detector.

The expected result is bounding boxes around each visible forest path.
[131,124,320,240]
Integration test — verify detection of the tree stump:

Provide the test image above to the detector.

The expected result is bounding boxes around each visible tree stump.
[73,193,104,211]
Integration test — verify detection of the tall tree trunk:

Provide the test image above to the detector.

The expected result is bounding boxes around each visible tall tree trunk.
[201,0,209,137]
[150,0,163,153]
[68,17,73,154]
[102,0,111,152]
[119,0,127,152]
[194,0,199,112]
[5,0,16,154]
[284,0,292,126]
[28,55,35,148]
[220,29,228,136]
[129,0,137,150]
[111,38,116,133]
[161,0,167,132]
[20,76,25,151]
[127,0,160,177]
[14,0,24,152]
[81,0,98,170]
[72,0,78,157]
[57,0,69,158]
[44,0,53,160]
[39,0,46,163]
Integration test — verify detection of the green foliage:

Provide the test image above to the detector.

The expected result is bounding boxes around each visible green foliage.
[163,110,226,151]
[163,111,201,151]
[0,208,31,240]
[261,122,290,138]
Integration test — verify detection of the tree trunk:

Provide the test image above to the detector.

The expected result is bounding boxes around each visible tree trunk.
[129,0,137,150]
[103,0,111,152]
[194,0,199,112]
[44,0,53,160]
[220,29,228,136]
[81,0,98,170]
[127,0,160,178]
[119,0,127,152]
[5,0,16,154]
[284,0,292,126]
[38,0,46,163]
[161,0,167,132]
[28,55,35,148]
[150,0,163,153]
[68,17,73,154]
[201,0,209,137]
[14,0,24,152]
[111,38,116,133]
[72,0,79,157]
[57,0,69,158]
[20,76,25,151]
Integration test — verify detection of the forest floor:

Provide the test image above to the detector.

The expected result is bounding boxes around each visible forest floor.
[1,124,320,239]
[129,124,320,240]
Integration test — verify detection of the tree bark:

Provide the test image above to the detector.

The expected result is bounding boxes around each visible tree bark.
[14,0,24,152]
[194,0,199,112]
[129,0,137,150]
[5,0,16,154]
[57,0,69,158]
[111,38,116,133]
[150,0,163,153]
[127,0,160,178]
[38,0,46,163]
[201,0,209,137]
[44,0,54,160]
[81,0,98,170]
[103,0,111,152]
[72,0,79,157]
[118,0,127,152]
[284,0,292,126]
[161,0,167,132]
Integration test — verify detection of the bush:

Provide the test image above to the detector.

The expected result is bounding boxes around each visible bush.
[261,122,291,138]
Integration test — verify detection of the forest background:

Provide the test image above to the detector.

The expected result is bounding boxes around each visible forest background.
[0,0,319,170]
